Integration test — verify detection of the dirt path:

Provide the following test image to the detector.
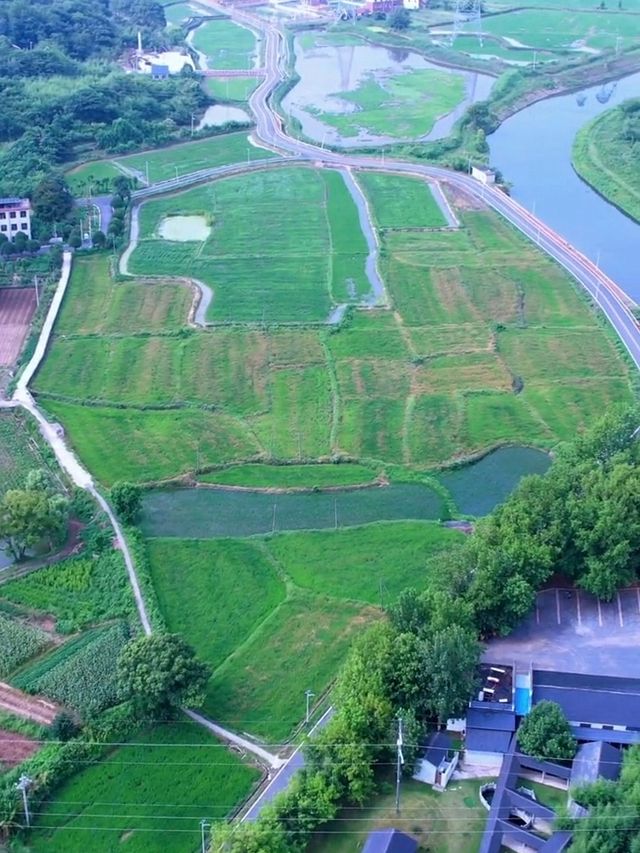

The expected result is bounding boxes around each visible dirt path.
[0,729,40,767]
[0,682,59,725]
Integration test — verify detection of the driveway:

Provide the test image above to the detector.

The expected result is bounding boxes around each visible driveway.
[485,587,640,678]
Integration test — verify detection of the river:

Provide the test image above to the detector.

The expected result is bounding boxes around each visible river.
[489,71,640,302]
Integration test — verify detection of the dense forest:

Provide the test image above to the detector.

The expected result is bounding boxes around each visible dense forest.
[0,0,208,200]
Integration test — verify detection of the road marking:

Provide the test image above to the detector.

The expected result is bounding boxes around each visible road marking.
[597,598,603,627]
[576,590,581,627]
[556,589,561,625]
[618,592,624,627]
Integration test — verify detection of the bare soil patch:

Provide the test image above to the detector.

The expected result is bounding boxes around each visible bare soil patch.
[0,682,59,725]
[0,728,39,768]
[0,288,37,366]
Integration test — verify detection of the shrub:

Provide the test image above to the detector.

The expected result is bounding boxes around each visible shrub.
[518,700,577,761]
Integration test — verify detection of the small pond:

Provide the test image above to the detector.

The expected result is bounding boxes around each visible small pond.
[282,34,495,148]
[141,482,445,538]
[438,446,551,517]
[197,104,251,129]
[158,215,211,242]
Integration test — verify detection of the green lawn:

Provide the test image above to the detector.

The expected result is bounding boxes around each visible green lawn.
[146,538,285,670]
[306,66,466,140]
[573,102,640,223]
[356,171,447,229]
[29,723,260,853]
[129,166,369,323]
[481,8,640,51]
[309,777,494,853]
[517,778,568,813]
[192,17,257,70]
[207,593,379,741]
[65,160,123,196]
[199,462,380,488]
[204,76,259,101]
[266,522,464,604]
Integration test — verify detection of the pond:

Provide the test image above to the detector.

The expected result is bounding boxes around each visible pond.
[438,446,551,517]
[282,33,495,148]
[140,482,445,538]
[197,104,251,129]
[158,215,211,242]
[489,70,640,302]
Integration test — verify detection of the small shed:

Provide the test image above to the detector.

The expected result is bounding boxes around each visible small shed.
[362,828,418,853]
[471,165,496,185]
[151,64,170,80]
[413,731,458,790]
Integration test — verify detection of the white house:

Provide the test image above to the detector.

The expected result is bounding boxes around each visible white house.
[413,731,459,791]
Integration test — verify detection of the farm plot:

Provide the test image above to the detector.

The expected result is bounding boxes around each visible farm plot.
[356,171,447,229]
[0,728,39,769]
[0,288,36,366]
[191,16,257,69]
[205,76,259,101]
[208,593,379,741]
[129,166,370,323]
[199,462,381,488]
[0,613,51,677]
[0,410,48,495]
[30,722,260,853]
[480,8,640,51]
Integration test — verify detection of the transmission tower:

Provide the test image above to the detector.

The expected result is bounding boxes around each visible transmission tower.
[450,0,483,47]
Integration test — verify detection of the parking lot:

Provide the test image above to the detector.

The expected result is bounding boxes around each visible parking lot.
[485,587,640,678]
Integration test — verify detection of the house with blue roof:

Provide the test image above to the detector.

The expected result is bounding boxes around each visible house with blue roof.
[362,828,418,853]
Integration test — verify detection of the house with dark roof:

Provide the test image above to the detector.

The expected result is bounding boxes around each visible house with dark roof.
[413,731,459,790]
[465,706,516,769]
[362,828,418,853]
[151,64,169,80]
[533,670,640,744]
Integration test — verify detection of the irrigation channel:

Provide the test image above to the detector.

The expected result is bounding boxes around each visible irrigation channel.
[489,70,640,301]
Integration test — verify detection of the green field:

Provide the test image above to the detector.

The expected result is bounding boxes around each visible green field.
[0,410,50,495]
[265,522,463,604]
[481,8,640,51]
[356,171,447,228]
[306,66,466,140]
[573,103,640,223]
[34,175,632,485]
[128,166,370,322]
[30,723,260,853]
[309,777,493,853]
[204,76,259,101]
[191,17,257,70]
[199,462,381,488]
[65,133,273,194]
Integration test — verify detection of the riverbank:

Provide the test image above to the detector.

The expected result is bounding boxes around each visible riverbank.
[572,101,640,225]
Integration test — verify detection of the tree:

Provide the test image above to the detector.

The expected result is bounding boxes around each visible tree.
[31,173,73,224]
[110,482,142,524]
[49,711,80,742]
[517,700,576,761]
[388,587,430,636]
[116,633,211,717]
[0,488,68,561]
[92,230,106,248]
[389,7,411,29]
[423,625,481,724]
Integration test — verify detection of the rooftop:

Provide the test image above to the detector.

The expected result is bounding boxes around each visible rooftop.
[533,670,640,729]
[361,828,418,853]
[0,197,30,208]
[421,731,453,767]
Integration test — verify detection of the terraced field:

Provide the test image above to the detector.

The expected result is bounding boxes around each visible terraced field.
[33,172,632,485]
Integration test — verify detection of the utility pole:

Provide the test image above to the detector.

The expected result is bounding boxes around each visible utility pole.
[33,275,39,308]
[305,689,315,724]
[145,161,150,185]
[200,818,211,853]
[395,717,404,816]
[191,113,196,137]
[16,774,32,827]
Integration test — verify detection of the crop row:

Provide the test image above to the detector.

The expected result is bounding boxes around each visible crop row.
[0,613,51,677]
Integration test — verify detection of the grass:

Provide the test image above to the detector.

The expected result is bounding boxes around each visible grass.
[55,255,191,336]
[204,76,259,101]
[199,462,381,488]
[517,778,568,813]
[192,17,257,70]
[29,722,260,853]
[481,8,640,51]
[356,171,447,229]
[65,132,274,193]
[0,410,48,495]
[265,522,464,605]
[140,484,445,538]
[146,538,285,670]
[308,777,494,853]
[207,593,379,741]
[310,67,465,140]
[573,102,640,223]
[130,166,370,323]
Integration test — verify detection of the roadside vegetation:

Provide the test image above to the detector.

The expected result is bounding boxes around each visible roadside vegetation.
[572,99,640,223]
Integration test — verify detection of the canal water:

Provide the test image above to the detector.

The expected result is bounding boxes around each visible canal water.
[283,35,495,148]
[489,71,640,302]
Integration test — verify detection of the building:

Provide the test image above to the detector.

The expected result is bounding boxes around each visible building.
[403,0,420,8]
[464,665,519,770]
[569,740,622,818]
[413,731,459,790]
[0,198,31,241]
[362,828,418,853]
[471,165,496,185]
[151,64,170,80]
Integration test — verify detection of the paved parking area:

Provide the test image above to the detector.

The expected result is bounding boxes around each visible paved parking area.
[485,587,640,677]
